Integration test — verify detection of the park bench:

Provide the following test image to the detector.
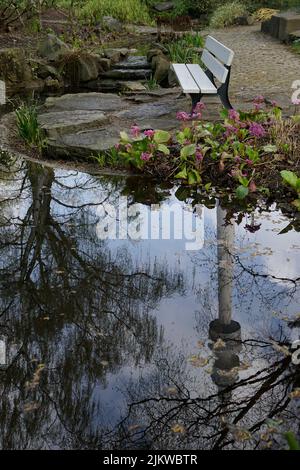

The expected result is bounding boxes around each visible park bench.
[172,36,235,112]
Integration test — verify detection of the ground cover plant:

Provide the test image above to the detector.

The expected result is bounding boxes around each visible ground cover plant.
[100,97,300,208]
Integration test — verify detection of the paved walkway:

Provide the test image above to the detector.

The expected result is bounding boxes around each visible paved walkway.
[200,24,300,115]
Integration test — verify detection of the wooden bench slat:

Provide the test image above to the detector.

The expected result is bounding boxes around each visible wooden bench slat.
[172,64,200,93]
[186,64,217,94]
[205,36,234,66]
[201,49,228,84]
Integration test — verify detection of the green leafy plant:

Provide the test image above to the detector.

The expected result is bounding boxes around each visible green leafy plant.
[145,76,159,91]
[164,33,204,64]
[280,170,300,210]
[284,431,300,450]
[15,103,47,150]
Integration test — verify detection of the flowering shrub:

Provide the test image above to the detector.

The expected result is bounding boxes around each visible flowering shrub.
[103,96,300,204]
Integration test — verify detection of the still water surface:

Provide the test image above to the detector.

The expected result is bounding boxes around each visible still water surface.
[0,158,299,449]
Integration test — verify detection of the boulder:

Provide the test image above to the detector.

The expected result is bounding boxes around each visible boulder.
[31,60,62,81]
[102,16,123,32]
[235,15,255,26]
[154,2,174,12]
[38,34,70,61]
[59,52,102,84]
[0,48,43,95]
[104,48,130,63]
[151,54,170,85]
[98,57,111,71]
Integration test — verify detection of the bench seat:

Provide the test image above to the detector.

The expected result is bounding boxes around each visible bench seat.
[172,64,217,94]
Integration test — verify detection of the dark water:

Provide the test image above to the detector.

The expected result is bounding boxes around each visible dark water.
[0,157,299,450]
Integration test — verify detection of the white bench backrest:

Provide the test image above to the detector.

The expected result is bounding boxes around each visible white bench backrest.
[201,36,234,84]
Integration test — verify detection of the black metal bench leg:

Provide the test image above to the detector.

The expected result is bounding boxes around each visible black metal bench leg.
[218,84,233,110]
[190,93,203,114]
[218,66,233,110]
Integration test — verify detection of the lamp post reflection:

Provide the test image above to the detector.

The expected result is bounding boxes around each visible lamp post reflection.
[209,204,242,390]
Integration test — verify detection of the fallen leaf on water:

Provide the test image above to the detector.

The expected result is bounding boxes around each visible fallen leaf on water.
[213,338,226,350]
[197,340,205,348]
[270,340,290,357]
[128,424,141,432]
[290,388,300,399]
[23,402,40,413]
[171,424,185,434]
[188,355,209,367]
[231,426,252,442]
[166,387,178,395]
[100,360,109,367]
[43,317,50,321]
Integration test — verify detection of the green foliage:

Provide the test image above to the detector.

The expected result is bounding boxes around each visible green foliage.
[172,0,221,16]
[145,76,159,91]
[210,2,249,28]
[284,431,300,450]
[292,39,300,55]
[15,103,47,150]
[70,0,153,25]
[280,170,300,209]
[164,33,204,64]
[97,97,299,205]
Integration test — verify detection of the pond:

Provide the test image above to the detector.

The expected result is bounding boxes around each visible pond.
[0,157,299,450]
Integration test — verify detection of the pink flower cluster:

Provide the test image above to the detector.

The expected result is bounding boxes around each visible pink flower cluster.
[292,98,300,106]
[248,122,266,138]
[141,152,152,161]
[176,102,206,122]
[130,125,141,138]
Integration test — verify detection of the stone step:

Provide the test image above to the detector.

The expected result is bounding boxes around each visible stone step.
[100,68,152,80]
[112,56,151,70]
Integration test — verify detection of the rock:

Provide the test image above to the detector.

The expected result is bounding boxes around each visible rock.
[104,48,130,63]
[100,68,151,80]
[121,81,147,92]
[31,60,62,81]
[102,16,123,32]
[167,67,177,87]
[154,2,174,12]
[113,56,151,70]
[44,92,123,112]
[59,52,102,84]
[98,57,111,71]
[38,34,70,61]
[0,48,43,95]
[38,91,187,158]
[151,54,170,85]
[44,77,63,90]
[38,110,108,138]
[147,48,164,63]
[235,15,255,26]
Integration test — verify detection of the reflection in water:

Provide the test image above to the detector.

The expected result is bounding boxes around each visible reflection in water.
[0,158,299,449]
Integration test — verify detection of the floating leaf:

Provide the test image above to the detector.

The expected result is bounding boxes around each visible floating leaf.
[188,355,209,367]
[171,424,185,434]
[290,388,300,399]
[213,338,226,350]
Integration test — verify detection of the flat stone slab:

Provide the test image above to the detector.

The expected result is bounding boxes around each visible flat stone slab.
[39,91,187,158]
[113,56,151,70]
[38,110,108,138]
[44,92,123,112]
[100,68,152,80]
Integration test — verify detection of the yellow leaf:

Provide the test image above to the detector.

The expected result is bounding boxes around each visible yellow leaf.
[171,424,185,434]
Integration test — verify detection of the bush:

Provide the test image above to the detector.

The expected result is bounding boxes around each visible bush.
[164,33,204,64]
[210,2,249,28]
[173,0,222,16]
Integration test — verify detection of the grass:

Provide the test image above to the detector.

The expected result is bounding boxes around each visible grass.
[292,39,300,55]
[164,33,204,64]
[15,103,47,150]
[145,76,159,91]
[58,0,153,25]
